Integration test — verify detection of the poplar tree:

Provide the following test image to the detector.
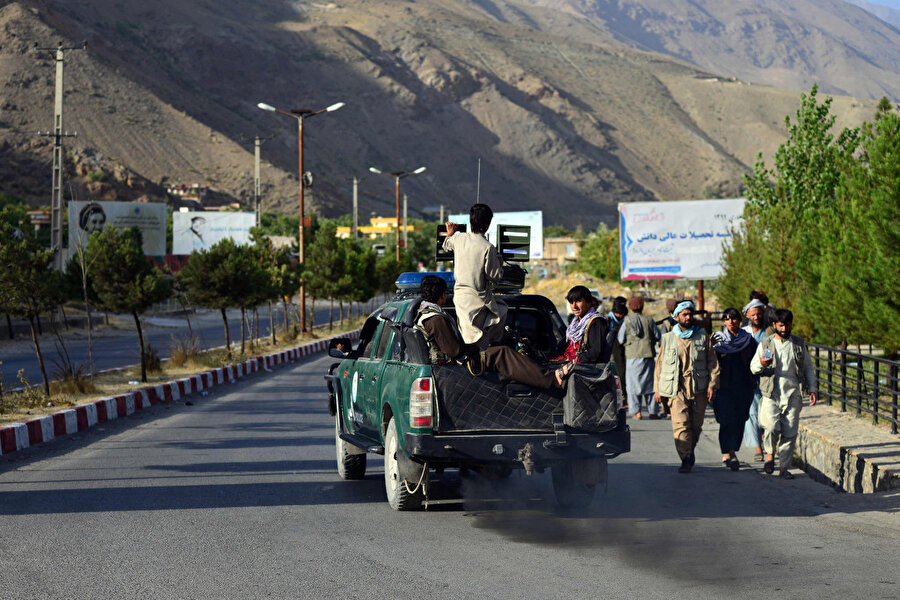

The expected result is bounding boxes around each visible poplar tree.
[720,86,859,335]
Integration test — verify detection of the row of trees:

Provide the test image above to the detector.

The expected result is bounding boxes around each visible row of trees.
[718,87,899,356]
[0,217,417,395]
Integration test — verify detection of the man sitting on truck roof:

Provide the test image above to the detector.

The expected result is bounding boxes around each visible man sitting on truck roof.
[415,275,573,388]
[443,203,506,350]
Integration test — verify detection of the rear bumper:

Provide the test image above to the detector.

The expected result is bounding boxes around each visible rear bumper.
[404,426,630,469]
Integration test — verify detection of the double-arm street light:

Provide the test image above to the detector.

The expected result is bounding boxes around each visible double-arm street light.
[257,100,344,333]
[368,166,426,261]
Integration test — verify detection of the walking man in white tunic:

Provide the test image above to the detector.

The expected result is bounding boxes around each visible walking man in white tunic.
[750,308,818,478]
[443,203,507,350]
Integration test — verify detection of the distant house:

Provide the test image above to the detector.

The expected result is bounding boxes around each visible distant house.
[542,236,580,264]
[166,183,207,209]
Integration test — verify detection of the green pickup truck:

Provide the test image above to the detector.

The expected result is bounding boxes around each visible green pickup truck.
[324,273,631,511]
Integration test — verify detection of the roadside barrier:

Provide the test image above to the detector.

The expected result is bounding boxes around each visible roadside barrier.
[0,330,359,457]
[809,343,900,435]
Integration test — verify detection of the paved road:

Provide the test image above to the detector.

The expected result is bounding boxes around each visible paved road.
[0,304,350,384]
[1,354,898,599]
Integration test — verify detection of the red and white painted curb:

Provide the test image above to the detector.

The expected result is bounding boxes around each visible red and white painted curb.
[0,330,360,457]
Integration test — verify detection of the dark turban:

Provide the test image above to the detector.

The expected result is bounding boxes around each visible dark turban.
[627,296,644,311]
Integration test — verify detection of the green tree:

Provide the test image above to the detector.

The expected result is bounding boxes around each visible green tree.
[305,222,347,329]
[576,224,620,281]
[250,230,300,343]
[544,224,572,238]
[818,111,900,355]
[178,238,252,358]
[87,227,172,383]
[0,223,64,395]
[338,242,376,320]
[719,86,859,335]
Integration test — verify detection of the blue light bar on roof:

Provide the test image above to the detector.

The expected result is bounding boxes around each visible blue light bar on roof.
[395,271,455,291]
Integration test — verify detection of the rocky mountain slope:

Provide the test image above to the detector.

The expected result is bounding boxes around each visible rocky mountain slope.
[0,0,882,228]
[531,0,900,101]
[847,0,900,29]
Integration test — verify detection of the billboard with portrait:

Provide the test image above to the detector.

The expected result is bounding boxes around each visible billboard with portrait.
[447,210,543,259]
[172,211,256,254]
[619,199,746,280]
[68,201,167,256]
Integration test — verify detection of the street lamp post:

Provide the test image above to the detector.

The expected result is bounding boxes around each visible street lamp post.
[368,166,426,261]
[257,100,344,333]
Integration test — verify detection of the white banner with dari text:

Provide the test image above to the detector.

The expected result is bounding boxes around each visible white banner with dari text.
[619,199,745,280]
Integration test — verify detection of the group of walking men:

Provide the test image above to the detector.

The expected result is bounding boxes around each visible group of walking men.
[418,202,817,478]
[601,291,818,476]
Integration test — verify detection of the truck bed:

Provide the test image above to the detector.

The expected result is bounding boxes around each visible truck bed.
[432,365,564,432]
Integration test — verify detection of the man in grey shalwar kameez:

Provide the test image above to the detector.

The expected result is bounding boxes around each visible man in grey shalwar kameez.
[750,308,817,478]
[443,204,507,350]
[618,296,661,419]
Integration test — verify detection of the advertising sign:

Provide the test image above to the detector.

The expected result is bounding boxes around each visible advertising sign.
[447,210,543,259]
[68,201,167,256]
[619,199,745,280]
[173,211,256,254]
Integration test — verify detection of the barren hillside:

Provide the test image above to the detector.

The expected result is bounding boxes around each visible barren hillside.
[0,0,882,228]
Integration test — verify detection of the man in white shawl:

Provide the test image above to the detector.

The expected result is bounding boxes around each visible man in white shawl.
[443,203,507,350]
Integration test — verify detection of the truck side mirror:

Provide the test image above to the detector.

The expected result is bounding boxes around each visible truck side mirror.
[328,337,351,358]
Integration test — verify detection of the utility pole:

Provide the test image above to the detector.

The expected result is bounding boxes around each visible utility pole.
[403,193,408,253]
[476,157,482,203]
[36,40,85,269]
[352,176,359,240]
[440,204,445,223]
[254,136,262,227]
[250,134,272,227]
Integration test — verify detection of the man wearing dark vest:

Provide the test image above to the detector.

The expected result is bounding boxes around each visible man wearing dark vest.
[414,275,571,388]
[618,296,661,419]
[750,308,817,478]
[653,300,720,473]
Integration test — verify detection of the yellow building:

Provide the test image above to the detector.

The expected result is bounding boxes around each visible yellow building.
[336,216,421,239]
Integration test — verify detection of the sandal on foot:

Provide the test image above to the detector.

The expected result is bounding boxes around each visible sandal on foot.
[764,459,775,475]
[754,452,764,462]
[779,470,795,479]
[729,457,740,471]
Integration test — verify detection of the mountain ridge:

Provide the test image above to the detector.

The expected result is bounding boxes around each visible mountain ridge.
[0,0,885,228]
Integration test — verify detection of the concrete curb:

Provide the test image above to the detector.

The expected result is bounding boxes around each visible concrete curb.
[0,330,360,457]
[796,423,900,493]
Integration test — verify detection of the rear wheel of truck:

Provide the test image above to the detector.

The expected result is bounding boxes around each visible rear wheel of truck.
[551,462,596,509]
[335,410,366,480]
[384,417,426,511]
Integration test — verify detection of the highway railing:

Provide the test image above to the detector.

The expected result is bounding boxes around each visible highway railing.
[809,343,900,435]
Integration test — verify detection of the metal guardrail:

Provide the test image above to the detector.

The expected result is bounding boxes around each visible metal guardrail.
[809,343,900,435]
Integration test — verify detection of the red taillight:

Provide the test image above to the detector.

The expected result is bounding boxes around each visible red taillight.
[410,377,433,428]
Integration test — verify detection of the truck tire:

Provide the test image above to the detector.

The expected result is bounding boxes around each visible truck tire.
[384,417,426,511]
[551,462,596,509]
[335,411,366,480]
